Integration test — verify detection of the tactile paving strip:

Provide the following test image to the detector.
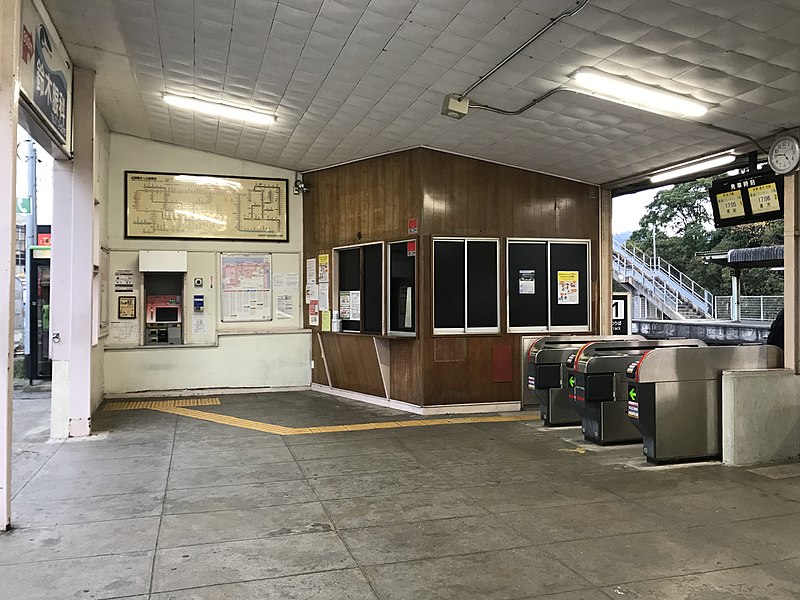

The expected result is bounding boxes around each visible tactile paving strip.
[103,398,221,411]
[147,405,539,435]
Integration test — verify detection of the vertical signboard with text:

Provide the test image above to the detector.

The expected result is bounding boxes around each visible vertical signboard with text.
[612,292,631,335]
[20,0,73,156]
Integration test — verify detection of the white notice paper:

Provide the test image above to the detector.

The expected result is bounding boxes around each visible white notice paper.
[193,314,206,334]
[319,283,330,311]
[339,292,351,320]
[305,284,319,304]
[306,259,317,285]
[277,294,294,319]
[350,290,361,320]
[519,270,536,295]
[285,272,299,289]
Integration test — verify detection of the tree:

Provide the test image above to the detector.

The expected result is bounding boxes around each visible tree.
[637,178,715,234]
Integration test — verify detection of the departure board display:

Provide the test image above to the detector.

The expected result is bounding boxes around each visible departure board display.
[709,172,783,228]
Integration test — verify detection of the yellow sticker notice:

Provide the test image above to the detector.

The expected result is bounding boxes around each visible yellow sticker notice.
[716,189,745,219]
[748,183,780,215]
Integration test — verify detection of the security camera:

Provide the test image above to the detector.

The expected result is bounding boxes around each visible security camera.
[293,180,310,194]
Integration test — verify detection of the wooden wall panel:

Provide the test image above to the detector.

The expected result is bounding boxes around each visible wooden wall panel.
[389,338,422,405]
[319,333,386,398]
[418,149,600,406]
[304,151,424,405]
[303,148,600,408]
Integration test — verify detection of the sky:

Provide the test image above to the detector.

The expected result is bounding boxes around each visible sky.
[612,187,661,234]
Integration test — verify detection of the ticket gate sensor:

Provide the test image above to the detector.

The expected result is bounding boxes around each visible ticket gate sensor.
[625,345,782,463]
[526,335,644,426]
[566,339,707,445]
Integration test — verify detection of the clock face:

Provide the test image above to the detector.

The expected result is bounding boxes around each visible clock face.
[769,136,800,175]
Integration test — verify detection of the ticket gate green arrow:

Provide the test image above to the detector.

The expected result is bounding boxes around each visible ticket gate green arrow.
[568,375,575,387]
[629,387,637,402]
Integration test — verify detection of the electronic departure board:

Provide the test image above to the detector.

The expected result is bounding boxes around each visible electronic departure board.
[709,172,784,228]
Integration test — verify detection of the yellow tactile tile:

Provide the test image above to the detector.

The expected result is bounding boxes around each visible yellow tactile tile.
[103,398,221,411]
[151,408,539,435]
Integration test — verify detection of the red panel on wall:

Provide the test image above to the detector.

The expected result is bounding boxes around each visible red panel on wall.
[492,345,513,383]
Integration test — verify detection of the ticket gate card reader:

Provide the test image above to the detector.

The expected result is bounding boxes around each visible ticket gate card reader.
[526,335,644,426]
[567,339,707,445]
[626,345,782,463]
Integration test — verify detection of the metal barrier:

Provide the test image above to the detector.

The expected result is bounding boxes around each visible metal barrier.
[714,296,783,321]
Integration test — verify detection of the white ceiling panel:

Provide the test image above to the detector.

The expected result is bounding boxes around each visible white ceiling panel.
[41,0,800,185]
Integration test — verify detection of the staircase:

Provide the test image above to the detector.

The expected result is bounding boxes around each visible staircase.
[613,240,714,320]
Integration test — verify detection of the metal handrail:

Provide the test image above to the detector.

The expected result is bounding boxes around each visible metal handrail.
[613,240,714,316]
[612,251,681,318]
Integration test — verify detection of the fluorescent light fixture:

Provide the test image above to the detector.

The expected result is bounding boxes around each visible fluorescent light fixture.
[175,175,243,190]
[571,69,708,118]
[163,94,275,125]
[174,209,227,225]
[650,154,736,183]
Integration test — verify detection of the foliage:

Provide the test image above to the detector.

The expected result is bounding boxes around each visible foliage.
[626,179,784,297]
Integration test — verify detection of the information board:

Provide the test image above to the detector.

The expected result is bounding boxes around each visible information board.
[220,254,272,322]
[710,173,784,228]
[126,172,288,241]
[612,292,631,335]
[20,0,73,154]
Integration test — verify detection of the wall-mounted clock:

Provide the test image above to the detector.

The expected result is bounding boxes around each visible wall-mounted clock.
[768,135,800,175]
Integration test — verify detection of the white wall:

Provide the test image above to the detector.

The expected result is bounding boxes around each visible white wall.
[723,369,800,466]
[103,133,309,395]
[90,113,110,411]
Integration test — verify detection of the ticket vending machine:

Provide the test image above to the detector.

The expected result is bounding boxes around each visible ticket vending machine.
[145,294,182,345]
[143,272,183,346]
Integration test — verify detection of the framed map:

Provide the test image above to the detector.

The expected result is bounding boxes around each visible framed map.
[125,171,289,241]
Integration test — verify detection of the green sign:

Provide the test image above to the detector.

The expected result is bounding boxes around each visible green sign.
[16,197,31,214]
[568,375,575,387]
[629,387,637,402]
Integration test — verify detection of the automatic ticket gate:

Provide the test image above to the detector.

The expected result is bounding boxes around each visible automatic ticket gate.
[526,335,644,426]
[625,345,782,463]
[567,339,707,445]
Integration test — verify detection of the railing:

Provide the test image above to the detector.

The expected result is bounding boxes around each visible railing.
[613,240,714,317]
[612,250,682,319]
[714,296,783,322]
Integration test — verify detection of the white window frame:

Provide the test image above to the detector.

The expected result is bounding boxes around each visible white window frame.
[332,241,385,335]
[432,236,500,335]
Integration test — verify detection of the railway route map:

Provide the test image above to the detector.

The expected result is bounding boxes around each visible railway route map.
[125,172,288,241]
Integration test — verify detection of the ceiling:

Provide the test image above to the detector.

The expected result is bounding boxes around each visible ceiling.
[42,0,800,185]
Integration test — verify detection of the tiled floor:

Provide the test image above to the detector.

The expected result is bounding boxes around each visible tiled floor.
[4,389,800,599]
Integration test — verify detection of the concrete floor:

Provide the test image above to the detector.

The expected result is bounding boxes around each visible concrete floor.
[3,390,800,599]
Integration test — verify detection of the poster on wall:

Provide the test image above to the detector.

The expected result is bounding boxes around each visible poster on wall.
[305,283,318,304]
[318,282,329,311]
[339,292,351,320]
[350,290,361,320]
[114,269,134,293]
[220,253,272,322]
[309,300,319,326]
[117,296,136,319]
[125,172,288,241]
[276,294,294,319]
[557,271,579,305]
[20,0,73,154]
[519,270,535,295]
[318,254,329,283]
[306,258,317,285]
